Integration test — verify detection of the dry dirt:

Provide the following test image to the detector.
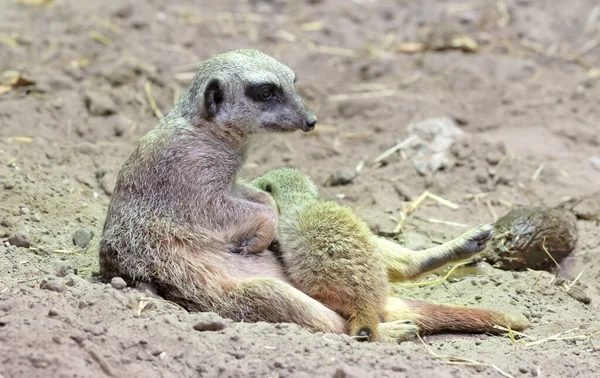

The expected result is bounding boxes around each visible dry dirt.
[1,0,600,377]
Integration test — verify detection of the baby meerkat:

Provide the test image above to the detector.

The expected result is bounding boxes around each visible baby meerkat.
[251,167,404,342]
[251,167,529,338]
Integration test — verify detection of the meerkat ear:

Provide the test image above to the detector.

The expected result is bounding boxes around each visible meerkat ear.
[204,79,223,119]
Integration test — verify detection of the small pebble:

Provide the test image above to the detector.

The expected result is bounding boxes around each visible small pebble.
[110,277,127,290]
[55,265,73,278]
[48,309,59,317]
[84,90,117,116]
[326,169,357,186]
[567,286,592,305]
[19,206,30,215]
[32,213,42,222]
[8,231,30,248]
[73,228,94,248]
[193,320,228,332]
[40,279,65,293]
[519,366,528,374]
[3,181,15,190]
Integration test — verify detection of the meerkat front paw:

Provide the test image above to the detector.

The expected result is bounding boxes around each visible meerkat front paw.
[452,223,493,260]
[378,320,419,343]
[229,238,254,255]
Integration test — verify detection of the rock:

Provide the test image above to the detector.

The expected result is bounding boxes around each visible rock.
[19,206,30,215]
[3,181,15,190]
[0,219,13,228]
[393,182,414,201]
[407,117,466,175]
[101,62,136,86]
[110,277,127,290]
[333,365,373,378]
[55,265,73,278]
[560,191,600,221]
[358,61,391,81]
[8,231,30,248]
[84,90,117,116]
[591,156,600,172]
[567,286,591,305]
[99,173,116,196]
[73,228,93,248]
[325,169,358,186]
[40,278,65,293]
[483,206,577,271]
[32,213,42,222]
[337,99,380,118]
[193,320,228,332]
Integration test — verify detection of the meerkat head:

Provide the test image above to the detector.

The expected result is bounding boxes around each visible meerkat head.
[178,49,318,134]
[250,167,319,206]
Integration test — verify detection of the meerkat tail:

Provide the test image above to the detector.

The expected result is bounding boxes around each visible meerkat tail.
[384,297,530,335]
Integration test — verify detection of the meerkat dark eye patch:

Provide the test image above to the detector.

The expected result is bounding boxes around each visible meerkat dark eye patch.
[263,183,273,193]
[245,83,278,102]
[204,79,224,118]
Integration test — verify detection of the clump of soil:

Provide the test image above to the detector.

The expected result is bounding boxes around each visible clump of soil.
[484,206,578,271]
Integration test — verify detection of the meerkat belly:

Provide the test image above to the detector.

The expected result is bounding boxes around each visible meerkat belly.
[277,202,386,295]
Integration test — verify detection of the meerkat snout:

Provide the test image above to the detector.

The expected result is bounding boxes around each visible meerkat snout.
[304,116,318,132]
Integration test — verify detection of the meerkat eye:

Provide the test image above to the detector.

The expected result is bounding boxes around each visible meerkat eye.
[264,184,273,193]
[259,85,274,100]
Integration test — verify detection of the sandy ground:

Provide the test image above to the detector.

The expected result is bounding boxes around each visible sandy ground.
[1,0,600,377]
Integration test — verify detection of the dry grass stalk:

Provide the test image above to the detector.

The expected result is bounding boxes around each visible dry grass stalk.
[328,89,399,102]
[93,17,121,34]
[426,218,468,228]
[52,249,75,254]
[496,1,510,27]
[520,38,547,54]
[396,261,471,288]
[307,43,359,57]
[89,31,112,46]
[15,0,53,6]
[486,199,497,219]
[276,29,297,43]
[530,163,545,181]
[541,239,561,282]
[144,80,164,119]
[300,21,323,31]
[417,334,515,378]
[373,135,418,163]
[245,14,258,41]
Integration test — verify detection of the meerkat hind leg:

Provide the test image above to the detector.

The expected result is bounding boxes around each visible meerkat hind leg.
[223,278,348,334]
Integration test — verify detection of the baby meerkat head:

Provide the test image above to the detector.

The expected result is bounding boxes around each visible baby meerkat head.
[250,167,319,203]
[179,49,317,134]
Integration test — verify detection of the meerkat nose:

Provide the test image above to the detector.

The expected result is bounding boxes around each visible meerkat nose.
[303,117,318,132]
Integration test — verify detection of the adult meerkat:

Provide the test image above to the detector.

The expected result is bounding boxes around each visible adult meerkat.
[251,167,530,337]
[101,49,354,336]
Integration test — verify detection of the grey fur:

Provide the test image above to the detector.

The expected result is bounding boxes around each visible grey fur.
[98,49,330,326]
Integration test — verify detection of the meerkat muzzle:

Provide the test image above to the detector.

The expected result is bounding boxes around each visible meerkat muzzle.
[303,117,317,132]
